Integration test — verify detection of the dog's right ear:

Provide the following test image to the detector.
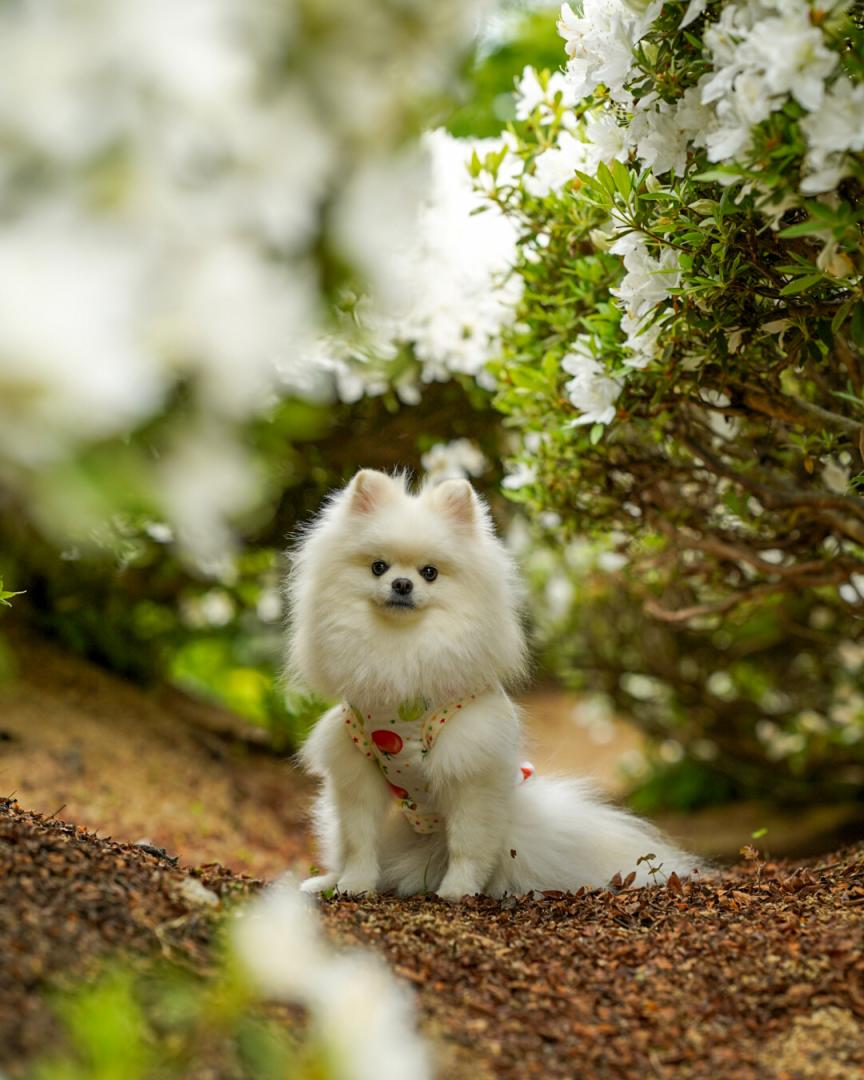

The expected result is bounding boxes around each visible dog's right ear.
[346,469,394,515]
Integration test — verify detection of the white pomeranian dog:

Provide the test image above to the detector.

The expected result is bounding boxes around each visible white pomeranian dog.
[287,469,699,901]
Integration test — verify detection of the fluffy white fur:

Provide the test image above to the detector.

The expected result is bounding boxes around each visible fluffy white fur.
[287,469,700,901]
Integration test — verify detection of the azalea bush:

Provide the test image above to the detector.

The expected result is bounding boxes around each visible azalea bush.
[478,0,864,804]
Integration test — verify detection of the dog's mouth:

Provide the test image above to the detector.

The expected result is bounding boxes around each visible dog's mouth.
[384,597,417,612]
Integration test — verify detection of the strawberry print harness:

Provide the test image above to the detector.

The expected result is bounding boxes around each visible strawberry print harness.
[342,693,534,835]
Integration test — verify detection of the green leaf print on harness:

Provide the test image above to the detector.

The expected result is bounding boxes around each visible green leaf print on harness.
[342,694,535,835]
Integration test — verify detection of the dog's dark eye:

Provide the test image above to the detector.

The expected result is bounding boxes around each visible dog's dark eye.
[371,560,389,577]
[419,565,438,582]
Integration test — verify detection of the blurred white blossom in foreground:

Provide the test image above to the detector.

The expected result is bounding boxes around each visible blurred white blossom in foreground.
[0,0,486,555]
[233,879,430,1080]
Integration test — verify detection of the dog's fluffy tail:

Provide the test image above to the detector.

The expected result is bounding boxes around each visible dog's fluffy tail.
[487,776,702,895]
[378,775,704,898]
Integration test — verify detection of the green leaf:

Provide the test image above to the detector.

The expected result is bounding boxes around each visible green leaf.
[777,219,823,239]
[611,159,632,201]
[595,160,616,197]
[0,580,23,608]
[832,390,864,414]
[590,423,605,445]
[542,351,560,379]
[831,298,854,335]
[779,273,824,296]
[510,366,549,391]
[694,168,745,185]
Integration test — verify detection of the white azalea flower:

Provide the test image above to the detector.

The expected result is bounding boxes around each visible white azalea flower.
[158,426,262,562]
[745,10,836,112]
[233,879,430,1080]
[514,65,578,124]
[369,130,522,383]
[514,64,547,118]
[801,76,864,194]
[562,339,622,426]
[526,129,590,196]
[0,211,161,466]
[422,439,488,481]
[583,109,632,170]
[502,462,538,490]
[620,310,668,368]
[822,460,850,494]
[557,0,662,103]
[629,87,711,176]
[680,0,708,28]
[610,232,680,321]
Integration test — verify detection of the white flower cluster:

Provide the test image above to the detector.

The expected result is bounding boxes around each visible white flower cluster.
[562,337,622,425]
[421,439,488,482]
[0,0,486,552]
[513,0,862,379]
[525,110,633,199]
[375,131,523,386]
[233,879,430,1080]
[557,0,661,103]
[610,231,680,368]
[555,0,864,195]
[305,129,523,402]
[799,76,864,194]
[699,0,852,191]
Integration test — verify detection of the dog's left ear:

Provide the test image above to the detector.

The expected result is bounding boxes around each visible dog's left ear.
[346,469,395,515]
[432,478,476,527]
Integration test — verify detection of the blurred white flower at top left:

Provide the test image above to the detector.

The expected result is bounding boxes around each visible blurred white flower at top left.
[0,0,486,557]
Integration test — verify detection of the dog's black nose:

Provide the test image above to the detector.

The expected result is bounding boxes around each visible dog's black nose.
[392,578,413,596]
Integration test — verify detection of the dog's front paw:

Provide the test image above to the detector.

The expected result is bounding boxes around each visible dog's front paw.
[436,866,481,903]
[334,871,378,897]
[300,873,338,894]
[435,884,472,904]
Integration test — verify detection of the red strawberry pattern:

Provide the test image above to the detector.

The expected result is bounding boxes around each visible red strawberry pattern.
[371,729,403,756]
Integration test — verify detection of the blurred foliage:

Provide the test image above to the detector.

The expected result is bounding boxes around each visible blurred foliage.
[0,578,22,607]
[28,958,323,1080]
[1,9,558,752]
[524,525,864,811]
[447,8,562,138]
[0,379,506,750]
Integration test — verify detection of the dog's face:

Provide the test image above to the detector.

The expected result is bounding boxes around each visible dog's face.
[288,469,527,701]
[331,470,474,627]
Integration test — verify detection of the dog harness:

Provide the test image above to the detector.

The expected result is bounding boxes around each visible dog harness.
[342,693,534,834]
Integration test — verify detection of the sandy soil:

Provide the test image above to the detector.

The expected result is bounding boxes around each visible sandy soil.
[0,627,313,878]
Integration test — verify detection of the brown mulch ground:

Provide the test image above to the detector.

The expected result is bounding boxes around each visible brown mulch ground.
[3,798,864,1079]
[0,798,259,1073]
